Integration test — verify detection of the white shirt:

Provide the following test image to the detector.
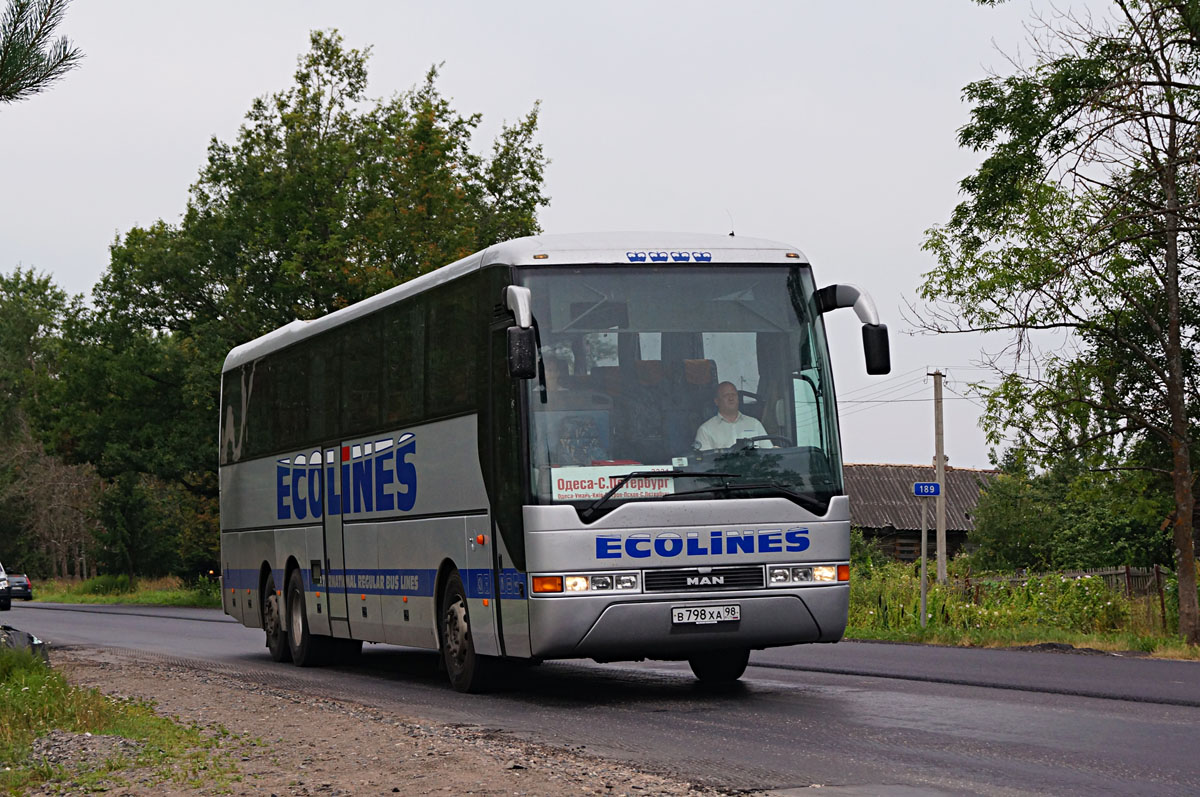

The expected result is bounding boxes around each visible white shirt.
[694,412,768,450]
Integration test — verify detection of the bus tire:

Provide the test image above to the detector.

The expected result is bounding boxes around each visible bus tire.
[286,568,331,667]
[440,571,490,693]
[688,648,749,684]
[263,573,291,663]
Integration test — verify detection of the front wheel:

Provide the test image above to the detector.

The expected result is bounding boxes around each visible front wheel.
[688,648,749,684]
[0,597,10,611]
[440,571,490,693]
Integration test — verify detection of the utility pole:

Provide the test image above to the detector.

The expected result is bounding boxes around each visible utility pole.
[930,370,947,583]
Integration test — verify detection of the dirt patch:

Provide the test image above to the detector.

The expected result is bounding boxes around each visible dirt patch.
[31,647,740,796]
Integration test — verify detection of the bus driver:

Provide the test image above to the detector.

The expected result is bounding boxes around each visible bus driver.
[694,381,769,450]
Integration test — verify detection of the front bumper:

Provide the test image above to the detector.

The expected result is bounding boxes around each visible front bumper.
[528,583,848,661]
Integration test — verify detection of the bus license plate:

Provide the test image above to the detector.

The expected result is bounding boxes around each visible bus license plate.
[672,604,740,625]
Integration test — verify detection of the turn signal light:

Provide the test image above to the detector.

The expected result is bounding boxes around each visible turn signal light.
[532,576,563,593]
[837,564,850,582]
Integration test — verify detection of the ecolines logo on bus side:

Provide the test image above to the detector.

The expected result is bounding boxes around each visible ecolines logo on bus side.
[595,528,810,559]
[276,433,417,521]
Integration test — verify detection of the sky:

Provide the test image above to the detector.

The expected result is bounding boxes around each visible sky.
[0,0,1107,470]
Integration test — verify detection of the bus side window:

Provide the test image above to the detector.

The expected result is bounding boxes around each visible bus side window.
[426,281,479,416]
[220,366,242,465]
[244,358,275,459]
[342,316,381,436]
[277,347,309,451]
[384,302,425,425]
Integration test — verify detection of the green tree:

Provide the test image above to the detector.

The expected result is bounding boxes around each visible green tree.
[0,269,100,578]
[44,30,548,577]
[921,1,1200,642]
[969,448,1174,571]
[0,267,71,429]
[0,0,81,105]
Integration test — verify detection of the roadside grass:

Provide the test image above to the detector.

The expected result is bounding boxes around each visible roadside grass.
[0,647,240,794]
[847,560,1200,660]
[32,575,221,609]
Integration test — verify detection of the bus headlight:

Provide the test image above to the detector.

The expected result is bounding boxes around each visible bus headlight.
[531,572,640,594]
[768,564,843,586]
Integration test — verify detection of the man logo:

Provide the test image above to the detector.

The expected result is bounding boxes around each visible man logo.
[687,575,724,586]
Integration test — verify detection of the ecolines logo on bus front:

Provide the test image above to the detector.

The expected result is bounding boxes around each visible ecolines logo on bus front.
[595,528,810,560]
[276,433,417,521]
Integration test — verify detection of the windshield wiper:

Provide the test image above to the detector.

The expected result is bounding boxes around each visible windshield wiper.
[580,471,740,520]
[661,480,828,515]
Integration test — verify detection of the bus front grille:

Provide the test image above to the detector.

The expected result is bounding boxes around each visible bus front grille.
[643,566,764,592]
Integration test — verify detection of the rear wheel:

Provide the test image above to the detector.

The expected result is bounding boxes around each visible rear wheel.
[262,573,291,663]
[688,648,750,684]
[286,568,332,666]
[440,571,490,692]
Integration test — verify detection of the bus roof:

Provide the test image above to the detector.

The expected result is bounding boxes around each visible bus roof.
[222,232,809,372]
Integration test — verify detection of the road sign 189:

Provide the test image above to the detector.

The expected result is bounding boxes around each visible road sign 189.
[913,482,941,496]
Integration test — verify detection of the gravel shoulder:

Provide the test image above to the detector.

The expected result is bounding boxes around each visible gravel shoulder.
[36,646,738,797]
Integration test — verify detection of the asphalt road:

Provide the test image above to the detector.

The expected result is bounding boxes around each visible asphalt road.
[6,602,1199,795]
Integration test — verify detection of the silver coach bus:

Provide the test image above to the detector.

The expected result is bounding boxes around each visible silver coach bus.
[219,232,889,692]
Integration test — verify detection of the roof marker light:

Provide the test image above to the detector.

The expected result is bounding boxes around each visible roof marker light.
[786,252,800,258]
[533,253,549,259]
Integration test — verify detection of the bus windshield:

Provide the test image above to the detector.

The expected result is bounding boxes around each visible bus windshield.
[520,265,843,516]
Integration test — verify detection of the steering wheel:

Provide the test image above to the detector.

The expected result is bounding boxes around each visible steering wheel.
[734,434,795,449]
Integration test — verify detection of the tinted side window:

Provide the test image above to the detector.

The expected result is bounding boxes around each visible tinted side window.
[383,301,425,425]
[425,279,479,415]
[220,366,243,464]
[307,336,339,443]
[342,315,382,437]
[276,347,310,451]
[243,358,276,459]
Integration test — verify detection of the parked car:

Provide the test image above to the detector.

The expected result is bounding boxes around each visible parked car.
[7,573,32,601]
[0,562,10,611]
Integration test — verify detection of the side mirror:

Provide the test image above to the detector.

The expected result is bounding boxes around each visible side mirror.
[862,324,890,375]
[507,327,537,379]
[816,283,891,375]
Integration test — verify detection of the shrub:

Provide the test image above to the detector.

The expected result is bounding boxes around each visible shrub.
[848,565,1132,635]
[74,574,133,595]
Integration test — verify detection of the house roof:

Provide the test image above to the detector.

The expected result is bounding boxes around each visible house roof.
[844,463,999,533]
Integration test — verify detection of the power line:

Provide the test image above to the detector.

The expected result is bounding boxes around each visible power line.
[839,366,927,397]
[839,397,981,404]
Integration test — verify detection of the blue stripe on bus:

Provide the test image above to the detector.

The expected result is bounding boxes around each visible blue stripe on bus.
[332,569,437,597]
[223,566,528,600]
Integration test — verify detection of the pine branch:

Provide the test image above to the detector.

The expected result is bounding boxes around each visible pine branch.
[0,0,82,105]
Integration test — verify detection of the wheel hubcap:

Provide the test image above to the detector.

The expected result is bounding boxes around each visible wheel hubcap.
[265,593,282,638]
[289,591,303,641]
[444,598,470,670]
